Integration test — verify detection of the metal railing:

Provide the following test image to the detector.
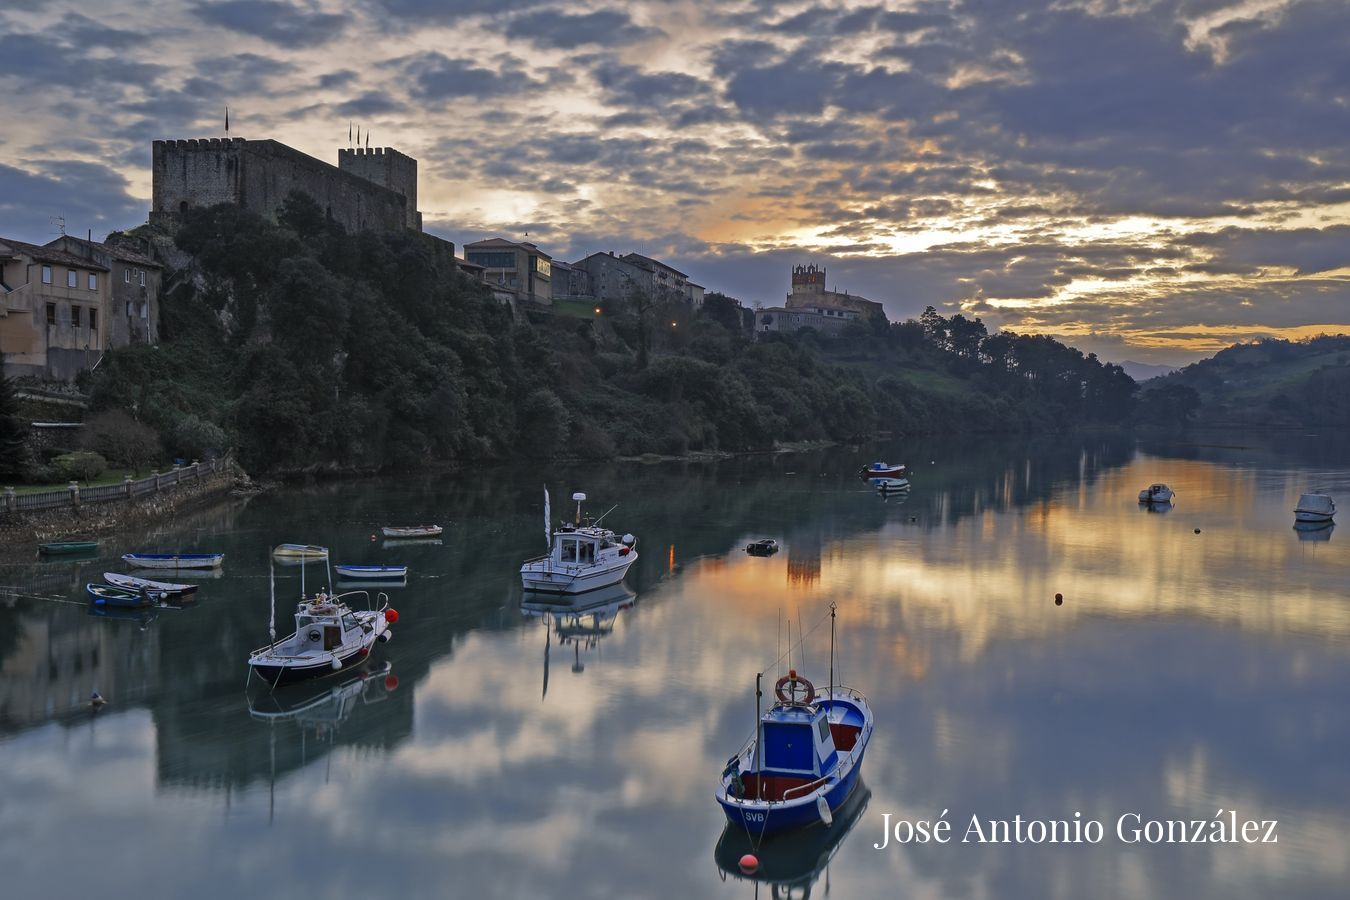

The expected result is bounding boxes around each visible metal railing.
[2,457,227,515]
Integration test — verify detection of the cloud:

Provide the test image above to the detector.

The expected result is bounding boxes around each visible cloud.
[398,52,543,101]
[192,0,347,48]
[0,160,146,243]
[509,10,663,49]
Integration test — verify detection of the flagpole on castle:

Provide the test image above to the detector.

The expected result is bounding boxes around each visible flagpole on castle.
[225,106,229,136]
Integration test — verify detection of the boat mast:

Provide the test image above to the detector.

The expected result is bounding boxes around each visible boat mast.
[268,555,276,642]
[754,672,763,776]
[828,601,836,707]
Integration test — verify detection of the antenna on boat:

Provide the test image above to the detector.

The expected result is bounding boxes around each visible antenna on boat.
[268,554,276,642]
[592,503,619,526]
[754,672,762,776]
[828,601,836,709]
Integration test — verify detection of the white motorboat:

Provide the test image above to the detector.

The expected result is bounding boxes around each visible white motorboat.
[381,525,442,538]
[1293,493,1335,523]
[520,491,637,594]
[1138,484,1174,504]
[247,590,397,687]
[871,477,910,492]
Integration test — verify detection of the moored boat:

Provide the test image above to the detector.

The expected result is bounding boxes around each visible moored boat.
[104,572,198,598]
[1138,483,1174,504]
[715,606,873,837]
[859,462,906,478]
[381,525,442,538]
[745,539,779,556]
[40,541,98,555]
[247,591,397,687]
[86,582,161,607]
[1293,493,1335,523]
[871,477,910,492]
[122,552,224,569]
[272,543,329,561]
[520,491,636,594]
[334,564,408,579]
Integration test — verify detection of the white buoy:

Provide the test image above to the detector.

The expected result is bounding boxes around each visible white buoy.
[816,794,833,827]
[330,658,342,671]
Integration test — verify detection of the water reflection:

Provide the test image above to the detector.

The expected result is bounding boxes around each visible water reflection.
[521,585,636,693]
[714,783,872,899]
[1293,522,1334,542]
[0,431,1347,898]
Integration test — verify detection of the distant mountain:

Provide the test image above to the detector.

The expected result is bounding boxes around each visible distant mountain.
[1119,360,1177,382]
[1145,335,1350,427]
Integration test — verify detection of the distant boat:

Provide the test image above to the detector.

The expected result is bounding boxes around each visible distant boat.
[1294,493,1335,523]
[521,491,637,594]
[40,541,97,555]
[104,572,198,598]
[334,564,408,580]
[122,552,224,570]
[1138,484,1174,504]
[272,543,329,561]
[871,477,910,492]
[381,525,442,538]
[86,582,160,607]
[859,462,906,478]
[745,539,779,556]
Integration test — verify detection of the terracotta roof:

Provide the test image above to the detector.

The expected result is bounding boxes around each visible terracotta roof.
[47,236,161,268]
[0,238,110,271]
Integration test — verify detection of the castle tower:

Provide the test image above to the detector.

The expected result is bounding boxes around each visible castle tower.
[338,147,421,230]
[791,263,826,297]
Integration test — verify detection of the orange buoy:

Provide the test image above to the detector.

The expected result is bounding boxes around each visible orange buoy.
[385,608,399,624]
[739,853,759,874]
[384,675,400,691]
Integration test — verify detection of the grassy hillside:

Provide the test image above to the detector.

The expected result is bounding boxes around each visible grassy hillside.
[1147,336,1350,428]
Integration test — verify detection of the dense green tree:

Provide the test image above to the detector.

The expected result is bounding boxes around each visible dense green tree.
[0,373,28,478]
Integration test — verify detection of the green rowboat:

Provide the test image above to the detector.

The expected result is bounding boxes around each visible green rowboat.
[39,541,98,555]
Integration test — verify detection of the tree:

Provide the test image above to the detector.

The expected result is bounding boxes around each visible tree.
[0,373,28,478]
[1141,383,1201,427]
[83,409,161,472]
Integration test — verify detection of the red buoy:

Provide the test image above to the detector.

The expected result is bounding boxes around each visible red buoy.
[384,675,400,691]
[739,853,759,874]
[788,668,797,680]
[385,608,399,624]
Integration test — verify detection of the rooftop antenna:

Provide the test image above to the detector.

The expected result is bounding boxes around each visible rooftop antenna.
[50,215,65,236]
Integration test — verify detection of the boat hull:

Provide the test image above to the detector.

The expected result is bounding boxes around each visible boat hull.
[123,553,224,569]
[381,526,442,538]
[520,553,636,594]
[717,756,866,836]
[104,572,198,597]
[86,584,155,607]
[334,565,408,579]
[1294,510,1334,523]
[249,645,374,686]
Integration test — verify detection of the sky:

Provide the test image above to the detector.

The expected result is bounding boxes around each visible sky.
[1,0,1348,365]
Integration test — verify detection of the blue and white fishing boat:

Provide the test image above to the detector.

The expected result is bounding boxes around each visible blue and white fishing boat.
[716,605,873,837]
[122,552,224,570]
[104,572,198,598]
[334,564,408,580]
[520,491,637,594]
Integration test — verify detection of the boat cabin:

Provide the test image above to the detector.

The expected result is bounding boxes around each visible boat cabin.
[739,701,862,802]
[552,524,632,565]
[291,598,364,653]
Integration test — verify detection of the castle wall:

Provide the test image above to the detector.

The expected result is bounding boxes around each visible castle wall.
[152,138,416,235]
[338,147,421,230]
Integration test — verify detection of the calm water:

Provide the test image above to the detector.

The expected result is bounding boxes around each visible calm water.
[2,432,1348,899]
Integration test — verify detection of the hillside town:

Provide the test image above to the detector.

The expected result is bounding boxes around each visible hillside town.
[1,136,888,383]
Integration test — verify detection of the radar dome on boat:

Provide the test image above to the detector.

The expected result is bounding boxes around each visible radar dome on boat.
[572,492,587,502]
[621,533,635,546]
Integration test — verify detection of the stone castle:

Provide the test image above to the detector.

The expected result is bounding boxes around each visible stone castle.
[151,137,423,234]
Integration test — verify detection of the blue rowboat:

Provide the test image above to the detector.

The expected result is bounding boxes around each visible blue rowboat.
[86,583,160,607]
[122,552,224,570]
[334,565,409,579]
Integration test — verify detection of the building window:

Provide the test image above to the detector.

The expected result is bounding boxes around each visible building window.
[139,301,147,319]
[125,301,132,316]
[42,265,52,284]
[89,309,97,334]
[124,269,131,284]
[466,251,517,269]
[71,305,81,328]
[46,303,56,326]
[139,270,145,286]
[88,273,98,291]
[67,269,78,288]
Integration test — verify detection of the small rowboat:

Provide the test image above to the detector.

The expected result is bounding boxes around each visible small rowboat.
[745,539,779,556]
[40,541,98,555]
[122,552,224,570]
[104,572,198,598]
[272,543,329,561]
[87,582,161,607]
[381,525,442,538]
[334,565,409,580]
[859,462,906,479]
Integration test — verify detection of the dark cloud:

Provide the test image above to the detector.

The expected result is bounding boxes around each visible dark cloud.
[398,52,542,101]
[366,0,545,21]
[510,10,663,49]
[1180,226,1350,276]
[0,160,146,243]
[192,1,347,48]
[333,91,405,117]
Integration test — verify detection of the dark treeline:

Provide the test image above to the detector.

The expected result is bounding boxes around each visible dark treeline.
[82,196,1139,474]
